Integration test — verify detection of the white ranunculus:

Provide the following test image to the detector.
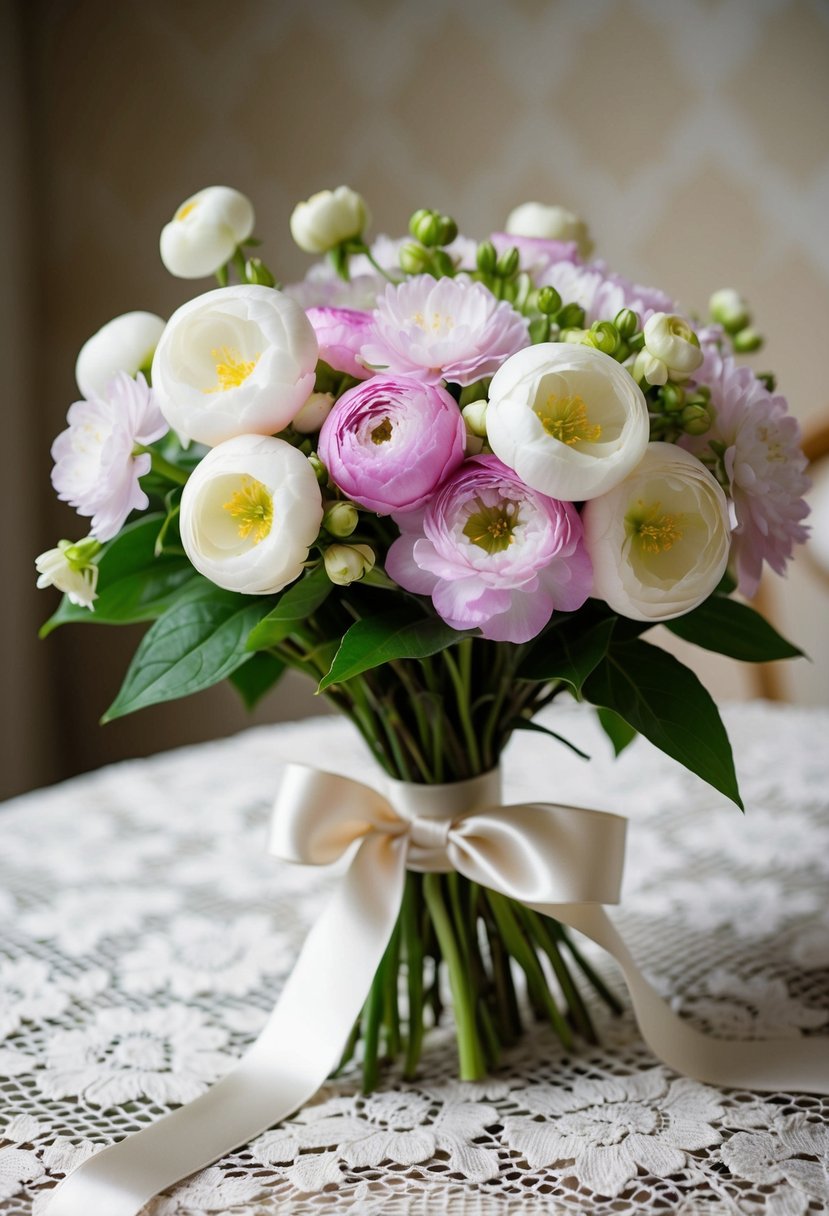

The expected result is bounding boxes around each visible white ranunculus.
[179,434,323,595]
[582,442,731,621]
[633,313,703,386]
[290,187,370,254]
[151,285,318,447]
[75,311,166,398]
[504,202,593,258]
[160,186,255,279]
[486,343,650,502]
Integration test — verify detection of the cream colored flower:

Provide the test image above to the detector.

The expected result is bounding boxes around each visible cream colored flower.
[633,313,703,386]
[582,442,731,621]
[151,285,318,447]
[290,186,370,254]
[75,311,166,398]
[179,434,323,594]
[486,342,650,501]
[504,202,593,258]
[35,538,100,609]
[160,185,254,279]
[323,542,375,585]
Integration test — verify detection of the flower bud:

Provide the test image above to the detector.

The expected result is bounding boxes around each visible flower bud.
[504,202,594,259]
[709,288,750,334]
[636,313,703,385]
[438,215,458,246]
[614,308,639,339]
[732,326,763,353]
[557,302,585,329]
[476,240,497,275]
[76,311,166,398]
[681,403,712,435]
[757,371,776,392]
[495,246,520,279]
[160,186,255,279]
[586,321,619,356]
[536,286,562,316]
[308,453,328,484]
[290,187,370,254]
[409,209,443,247]
[399,241,433,275]
[293,392,335,434]
[245,257,276,288]
[431,250,456,278]
[461,398,488,438]
[323,500,359,537]
[324,542,375,585]
[661,384,686,412]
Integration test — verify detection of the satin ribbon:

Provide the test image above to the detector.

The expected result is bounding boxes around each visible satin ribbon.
[43,764,829,1216]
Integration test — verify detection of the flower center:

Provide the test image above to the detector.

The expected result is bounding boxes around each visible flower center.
[205,346,259,394]
[222,476,274,544]
[535,393,602,445]
[412,310,455,335]
[463,497,521,554]
[626,500,683,553]
[176,201,199,221]
[370,416,394,445]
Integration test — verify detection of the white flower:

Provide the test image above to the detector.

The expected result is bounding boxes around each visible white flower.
[75,311,166,398]
[159,185,254,279]
[151,285,318,447]
[504,201,593,258]
[290,186,369,254]
[37,1005,234,1106]
[292,390,334,434]
[486,342,650,501]
[323,542,374,586]
[633,312,703,386]
[179,433,323,595]
[50,372,168,541]
[582,442,730,621]
[35,537,100,608]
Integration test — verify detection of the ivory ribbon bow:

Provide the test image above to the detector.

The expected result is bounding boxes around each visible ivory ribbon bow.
[44,764,829,1216]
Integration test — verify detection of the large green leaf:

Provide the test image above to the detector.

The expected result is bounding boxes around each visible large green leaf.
[583,638,743,808]
[665,596,802,662]
[318,607,465,691]
[40,514,202,635]
[230,652,287,710]
[596,707,638,757]
[102,591,271,722]
[246,566,333,651]
[517,616,616,694]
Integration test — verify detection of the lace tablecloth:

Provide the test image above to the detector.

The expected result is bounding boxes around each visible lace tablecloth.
[1,701,828,1215]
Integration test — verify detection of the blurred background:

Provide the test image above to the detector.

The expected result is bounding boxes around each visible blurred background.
[3,0,828,801]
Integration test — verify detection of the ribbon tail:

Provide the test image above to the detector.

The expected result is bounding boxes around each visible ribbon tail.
[535,902,829,1095]
[43,833,407,1216]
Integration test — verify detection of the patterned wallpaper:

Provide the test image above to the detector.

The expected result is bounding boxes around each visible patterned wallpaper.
[12,0,829,789]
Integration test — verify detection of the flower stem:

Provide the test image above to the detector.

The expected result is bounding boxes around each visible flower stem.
[423,874,486,1080]
[553,922,624,1015]
[402,875,425,1080]
[135,447,189,486]
[520,907,598,1044]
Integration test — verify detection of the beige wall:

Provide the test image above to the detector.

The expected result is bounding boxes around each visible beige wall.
[4,0,828,798]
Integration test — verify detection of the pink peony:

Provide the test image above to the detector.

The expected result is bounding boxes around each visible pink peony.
[361,274,529,386]
[51,372,168,541]
[317,376,465,515]
[387,455,592,643]
[306,307,373,379]
[682,351,809,596]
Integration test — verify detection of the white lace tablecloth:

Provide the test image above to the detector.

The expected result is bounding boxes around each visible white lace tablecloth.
[1,701,828,1215]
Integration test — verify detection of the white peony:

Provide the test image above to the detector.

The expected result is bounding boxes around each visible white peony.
[75,311,166,398]
[290,186,370,254]
[151,285,318,447]
[582,442,731,621]
[179,434,323,595]
[504,202,593,258]
[486,343,650,502]
[160,185,254,279]
[633,313,703,386]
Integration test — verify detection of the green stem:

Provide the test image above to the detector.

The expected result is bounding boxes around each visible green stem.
[423,875,486,1079]
[383,921,401,1057]
[135,447,189,486]
[481,894,522,1044]
[332,1016,361,1077]
[402,875,425,1080]
[361,958,385,1093]
[554,923,624,1015]
[442,648,481,775]
[521,909,598,1044]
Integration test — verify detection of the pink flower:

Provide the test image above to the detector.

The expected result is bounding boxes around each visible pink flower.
[537,260,675,326]
[387,456,592,643]
[318,376,465,515]
[51,373,168,541]
[683,351,809,596]
[306,307,373,379]
[361,274,529,386]
[490,232,581,277]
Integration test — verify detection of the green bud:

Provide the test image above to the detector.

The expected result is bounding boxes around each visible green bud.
[556,302,585,329]
[709,288,750,334]
[732,326,763,353]
[681,403,712,435]
[323,500,359,538]
[409,208,443,247]
[461,399,488,438]
[627,330,646,352]
[61,537,102,567]
[586,321,619,355]
[757,371,776,392]
[438,215,458,246]
[245,257,276,288]
[560,327,588,344]
[495,246,520,279]
[431,249,455,278]
[661,384,686,412]
[537,285,562,316]
[476,240,497,275]
[528,316,551,344]
[614,308,639,338]
[399,241,433,275]
[307,453,328,485]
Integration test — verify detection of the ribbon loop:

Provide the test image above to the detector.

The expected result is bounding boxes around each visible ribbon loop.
[409,814,453,855]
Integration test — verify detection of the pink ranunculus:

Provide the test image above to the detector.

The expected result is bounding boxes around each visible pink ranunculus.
[361,274,529,386]
[306,307,373,379]
[387,455,592,643]
[317,376,466,515]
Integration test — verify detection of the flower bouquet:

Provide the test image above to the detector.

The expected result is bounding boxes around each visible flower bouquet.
[37,184,809,1090]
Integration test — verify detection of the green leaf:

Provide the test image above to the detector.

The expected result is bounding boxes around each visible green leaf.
[230,652,286,710]
[102,591,270,722]
[596,707,637,757]
[510,718,591,760]
[517,616,615,694]
[583,639,743,808]
[40,514,202,636]
[665,596,803,663]
[246,566,332,651]
[319,607,465,691]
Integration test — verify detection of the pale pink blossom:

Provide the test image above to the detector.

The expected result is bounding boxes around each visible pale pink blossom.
[361,274,529,386]
[537,260,675,326]
[490,232,581,277]
[50,372,168,541]
[306,307,373,379]
[387,455,591,642]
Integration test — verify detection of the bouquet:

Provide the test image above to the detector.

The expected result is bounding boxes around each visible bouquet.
[36,184,809,1089]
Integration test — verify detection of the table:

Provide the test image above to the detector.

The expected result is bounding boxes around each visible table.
[1,701,828,1215]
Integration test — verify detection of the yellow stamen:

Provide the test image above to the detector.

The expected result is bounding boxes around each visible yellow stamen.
[627,500,683,554]
[176,201,198,221]
[535,393,602,445]
[411,311,454,333]
[205,346,259,394]
[462,497,521,554]
[222,476,274,545]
